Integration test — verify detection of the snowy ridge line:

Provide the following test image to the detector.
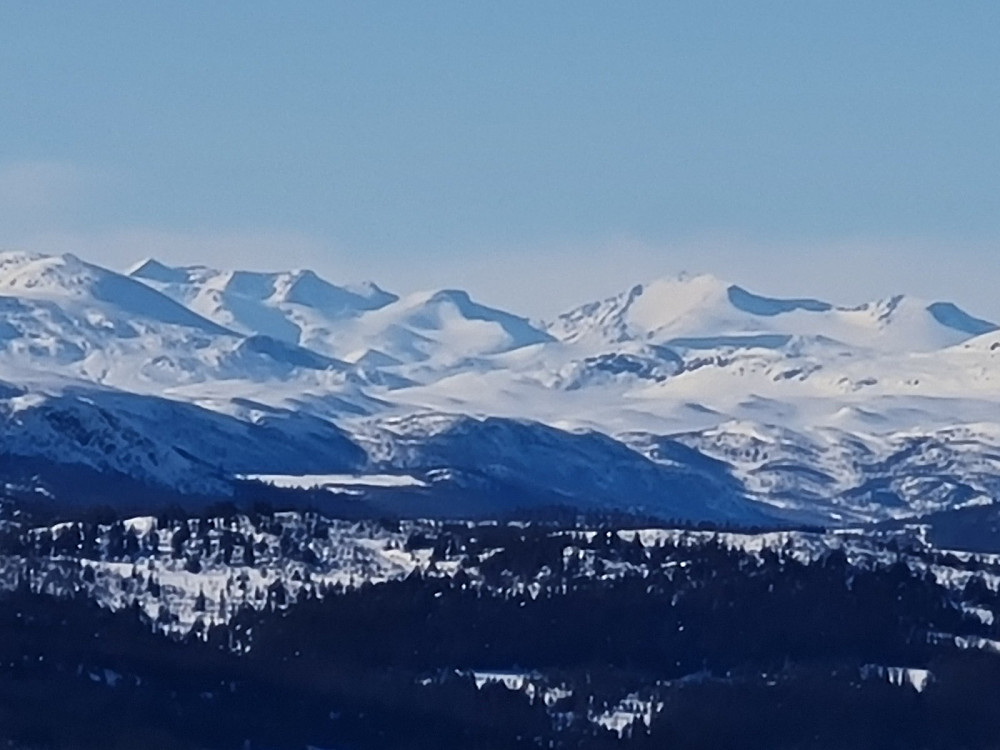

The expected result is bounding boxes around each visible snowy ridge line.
[0,250,997,525]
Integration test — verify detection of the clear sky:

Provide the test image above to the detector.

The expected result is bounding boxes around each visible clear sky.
[2,1,999,319]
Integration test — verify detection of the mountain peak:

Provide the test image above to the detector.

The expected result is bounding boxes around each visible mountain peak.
[0,251,93,294]
[549,273,734,346]
[127,257,188,284]
[0,252,231,346]
[130,261,399,314]
[549,273,992,353]
[271,268,398,311]
[398,288,551,342]
[126,262,402,350]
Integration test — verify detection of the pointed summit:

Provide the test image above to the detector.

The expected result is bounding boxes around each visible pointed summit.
[127,257,187,284]
[270,268,398,311]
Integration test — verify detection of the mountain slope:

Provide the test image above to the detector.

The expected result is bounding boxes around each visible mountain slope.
[632,421,1000,524]
[0,387,367,500]
[355,413,767,523]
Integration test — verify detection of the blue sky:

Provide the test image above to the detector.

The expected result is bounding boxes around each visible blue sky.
[2,1,999,318]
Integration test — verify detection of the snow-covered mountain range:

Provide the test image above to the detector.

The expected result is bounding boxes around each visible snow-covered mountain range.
[0,250,998,526]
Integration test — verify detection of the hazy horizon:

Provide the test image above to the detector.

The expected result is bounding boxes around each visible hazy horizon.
[2,2,999,320]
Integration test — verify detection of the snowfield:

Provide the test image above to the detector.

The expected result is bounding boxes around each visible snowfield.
[242,473,429,490]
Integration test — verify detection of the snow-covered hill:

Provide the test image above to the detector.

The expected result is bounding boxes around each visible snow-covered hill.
[129,259,397,346]
[0,250,997,526]
[130,259,551,368]
[0,253,360,390]
[548,273,995,354]
[353,412,758,522]
[0,253,230,335]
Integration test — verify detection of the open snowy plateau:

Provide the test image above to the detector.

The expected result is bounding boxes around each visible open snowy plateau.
[0,250,999,526]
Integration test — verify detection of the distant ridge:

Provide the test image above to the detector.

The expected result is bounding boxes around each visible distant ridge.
[0,250,993,525]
